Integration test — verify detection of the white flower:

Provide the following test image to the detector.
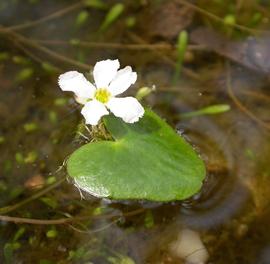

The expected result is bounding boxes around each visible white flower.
[58,59,144,125]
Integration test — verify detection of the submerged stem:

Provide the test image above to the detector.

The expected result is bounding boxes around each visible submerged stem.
[0,26,91,70]
[0,177,65,214]
[177,0,269,34]
[8,1,84,31]
[226,63,270,132]
[0,208,145,225]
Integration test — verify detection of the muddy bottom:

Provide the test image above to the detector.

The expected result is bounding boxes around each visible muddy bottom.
[1,0,270,263]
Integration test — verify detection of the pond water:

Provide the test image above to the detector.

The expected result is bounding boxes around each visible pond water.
[1,0,270,263]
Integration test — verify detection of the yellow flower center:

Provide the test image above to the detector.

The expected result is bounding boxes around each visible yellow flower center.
[94,88,111,103]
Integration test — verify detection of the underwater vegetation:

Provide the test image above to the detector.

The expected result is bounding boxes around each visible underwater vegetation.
[0,0,270,263]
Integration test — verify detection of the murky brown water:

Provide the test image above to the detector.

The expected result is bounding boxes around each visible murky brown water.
[1,1,270,263]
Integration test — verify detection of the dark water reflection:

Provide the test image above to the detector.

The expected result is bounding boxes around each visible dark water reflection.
[1,1,270,263]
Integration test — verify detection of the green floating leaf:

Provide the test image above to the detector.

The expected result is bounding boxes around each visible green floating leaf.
[67,110,205,201]
[100,3,124,31]
[181,104,231,118]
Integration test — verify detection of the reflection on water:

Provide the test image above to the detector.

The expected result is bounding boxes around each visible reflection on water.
[1,0,270,263]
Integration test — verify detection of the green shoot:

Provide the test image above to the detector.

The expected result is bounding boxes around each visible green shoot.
[181,104,231,118]
[136,86,154,101]
[76,11,89,27]
[100,3,124,32]
[173,30,188,83]
[84,0,107,10]
[15,68,34,82]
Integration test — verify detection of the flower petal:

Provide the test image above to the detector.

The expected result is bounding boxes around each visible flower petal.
[107,97,144,123]
[93,59,120,88]
[58,71,95,101]
[81,100,109,125]
[108,66,137,96]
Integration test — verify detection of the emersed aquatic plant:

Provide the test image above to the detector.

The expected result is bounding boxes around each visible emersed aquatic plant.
[58,59,206,202]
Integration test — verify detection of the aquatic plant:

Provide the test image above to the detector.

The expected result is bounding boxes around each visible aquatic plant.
[58,59,206,201]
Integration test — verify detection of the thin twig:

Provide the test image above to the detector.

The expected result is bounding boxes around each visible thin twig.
[13,40,45,65]
[68,218,119,234]
[33,39,205,51]
[8,1,84,31]
[0,214,76,225]
[0,208,145,225]
[36,39,173,50]
[226,63,270,131]
[127,32,200,80]
[1,27,91,70]
[241,90,270,102]
[177,0,269,34]
[13,40,62,72]
[0,177,65,214]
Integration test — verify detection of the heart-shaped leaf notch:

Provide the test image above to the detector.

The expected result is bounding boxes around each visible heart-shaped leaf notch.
[67,109,206,201]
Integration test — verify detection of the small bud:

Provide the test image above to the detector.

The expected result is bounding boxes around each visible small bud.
[136,86,155,101]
